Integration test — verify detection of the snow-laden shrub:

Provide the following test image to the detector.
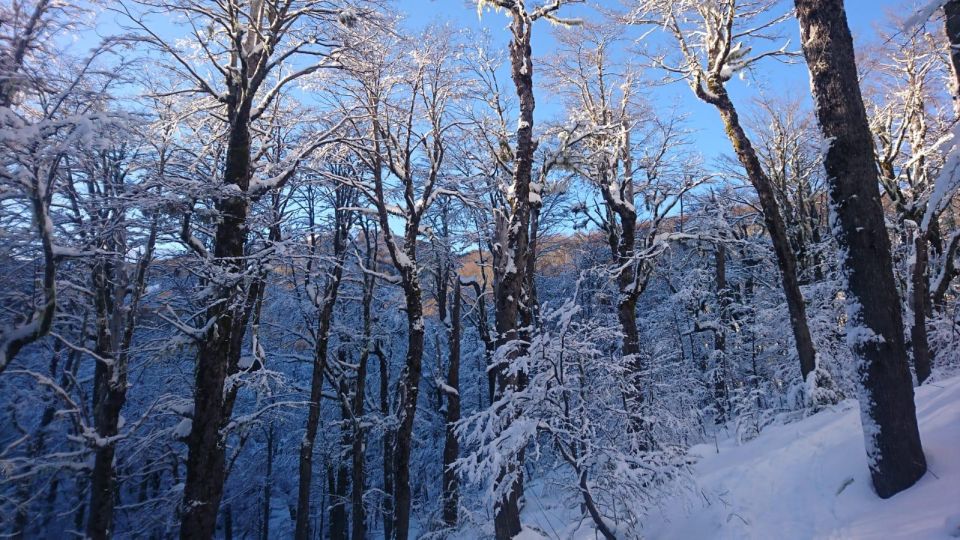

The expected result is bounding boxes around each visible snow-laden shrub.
[455,288,691,537]
[732,376,778,444]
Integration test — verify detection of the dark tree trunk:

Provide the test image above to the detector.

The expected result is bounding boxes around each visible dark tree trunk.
[86,361,125,540]
[391,284,425,540]
[366,119,428,540]
[181,109,254,540]
[261,424,274,540]
[698,81,818,382]
[86,262,124,540]
[442,280,462,527]
[330,467,349,540]
[598,125,649,440]
[714,245,730,423]
[351,359,368,540]
[911,232,932,383]
[522,205,541,332]
[794,0,927,498]
[380,342,394,540]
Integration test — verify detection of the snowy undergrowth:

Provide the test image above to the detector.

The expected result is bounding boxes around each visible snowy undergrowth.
[492,376,960,539]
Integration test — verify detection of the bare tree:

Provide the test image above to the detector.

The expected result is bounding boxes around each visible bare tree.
[294,175,356,540]
[329,25,464,539]
[549,25,705,436]
[117,1,355,536]
[470,2,583,536]
[74,144,161,540]
[351,215,379,540]
[635,0,822,387]
[745,98,827,283]
[442,277,463,527]
[0,1,115,375]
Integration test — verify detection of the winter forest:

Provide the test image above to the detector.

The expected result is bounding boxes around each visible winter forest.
[3,0,960,538]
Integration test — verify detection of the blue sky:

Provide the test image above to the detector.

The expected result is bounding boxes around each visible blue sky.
[78,0,921,162]
[395,0,920,160]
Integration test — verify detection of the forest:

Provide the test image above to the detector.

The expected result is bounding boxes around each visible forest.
[1,0,959,538]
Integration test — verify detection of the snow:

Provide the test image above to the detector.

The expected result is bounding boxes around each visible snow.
[818,135,837,162]
[238,355,255,370]
[478,377,960,539]
[504,254,517,276]
[50,245,88,257]
[173,418,192,438]
[394,249,414,270]
[922,126,960,231]
[642,376,960,540]
[436,377,459,397]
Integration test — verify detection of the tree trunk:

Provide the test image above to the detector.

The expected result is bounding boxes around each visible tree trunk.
[295,209,349,540]
[391,283,425,540]
[181,110,254,540]
[261,424,274,540]
[86,362,125,540]
[88,215,156,540]
[330,464,349,540]
[911,232,932,383]
[600,143,648,440]
[86,262,125,540]
[379,344,393,540]
[492,11,537,538]
[442,280,462,527]
[700,81,818,382]
[945,0,960,102]
[351,266,374,540]
[794,0,927,498]
[714,245,730,423]
[331,373,351,540]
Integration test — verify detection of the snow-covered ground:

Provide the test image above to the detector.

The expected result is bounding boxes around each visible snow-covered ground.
[517,376,960,539]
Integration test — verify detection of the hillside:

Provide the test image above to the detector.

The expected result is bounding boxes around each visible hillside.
[516,376,960,539]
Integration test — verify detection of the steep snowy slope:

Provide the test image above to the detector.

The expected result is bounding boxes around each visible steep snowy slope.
[506,376,960,539]
[641,376,960,540]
